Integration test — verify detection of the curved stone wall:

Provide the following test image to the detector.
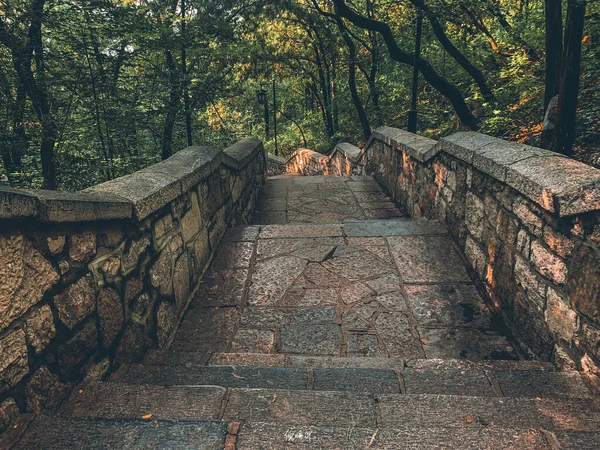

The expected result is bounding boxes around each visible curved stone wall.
[0,139,266,429]
[361,127,600,373]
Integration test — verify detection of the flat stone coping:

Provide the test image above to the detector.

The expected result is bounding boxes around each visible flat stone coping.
[372,128,600,217]
[1,140,264,222]
[332,143,362,163]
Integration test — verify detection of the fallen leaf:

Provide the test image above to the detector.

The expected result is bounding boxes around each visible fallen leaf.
[79,389,83,394]
[142,413,153,419]
[211,285,219,291]
[535,397,542,401]
[368,429,379,447]
[232,373,245,379]
[464,415,473,424]
[421,339,428,345]
[13,424,18,429]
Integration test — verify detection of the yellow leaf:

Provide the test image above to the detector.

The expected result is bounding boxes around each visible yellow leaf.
[464,416,473,424]
[142,413,153,419]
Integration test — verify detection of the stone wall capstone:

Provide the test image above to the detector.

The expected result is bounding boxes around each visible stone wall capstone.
[0,138,266,431]
[358,127,600,374]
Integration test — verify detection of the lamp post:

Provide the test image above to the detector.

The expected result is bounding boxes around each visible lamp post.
[257,87,269,138]
[407,9,423,133]
[272,80,278,157]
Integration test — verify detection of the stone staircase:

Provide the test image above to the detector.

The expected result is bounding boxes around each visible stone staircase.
[3,175,600,449]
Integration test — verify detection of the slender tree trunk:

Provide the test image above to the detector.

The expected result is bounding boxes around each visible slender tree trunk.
[335,10,371,140]
[333,0,479,130]
[412,0,495,102]
[551,0,586,156]
[541,0,563,147]
[161,50,180,160]
[181,0,193,146]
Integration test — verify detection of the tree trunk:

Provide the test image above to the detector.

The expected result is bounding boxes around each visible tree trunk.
[161,50,180,160]
[335,11,371,140]
[551,0,586,156]
[541,0,563,148]
[412,0,495,102]
[333,0,479,130]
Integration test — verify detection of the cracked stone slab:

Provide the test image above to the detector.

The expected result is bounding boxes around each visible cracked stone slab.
[209,353,287,367]
[123,364,309,390]
[280,324,342,355]
[419,328,517,361]
[365,273,402,294]
[387,236,470,283]
[247,256,307,306]
[339,283,374,304]
[324,250,392,281]
[58,382,225,420]
[344,219,447,237]
[402,368,495,396]
[257,238,343,261]
[286,356,400,369]
[313,368,400,393]
[223,389,376,427]
[260,224,343,239]
[282,288,338,307]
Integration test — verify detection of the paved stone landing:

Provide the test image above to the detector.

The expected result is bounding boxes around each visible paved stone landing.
[173,181,516,362]
[254,175,404,224]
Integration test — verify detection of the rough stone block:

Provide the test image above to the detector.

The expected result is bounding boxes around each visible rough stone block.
[0,398,20,433]
[545,287,577,342]
[25,366,69,414]
[54,275,97,329]
[568,244,600,320]
[57,320,98,375]
[280,324,342,355]
[156,301,177,348]
[313,368,400,393]
[531,241,568,284]
[0,232,59,332]
[97,287,124,348]
[0,328,29,394]
[25,305,56,355]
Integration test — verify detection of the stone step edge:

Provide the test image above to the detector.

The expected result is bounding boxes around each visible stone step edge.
[7,414,598,450]
[143,350,555,371]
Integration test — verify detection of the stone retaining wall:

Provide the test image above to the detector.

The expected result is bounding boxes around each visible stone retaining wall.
[364,127,600,373]
[0,139,266,430]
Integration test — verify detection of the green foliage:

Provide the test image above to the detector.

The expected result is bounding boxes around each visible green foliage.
[1,0,599,190]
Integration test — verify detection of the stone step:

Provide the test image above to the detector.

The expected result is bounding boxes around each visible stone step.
[144,350,555,372]
[8,416,228,450]
[10,415,600,449]
[122,362,591,398]
[52,383,600,434]
[233,422,600,450]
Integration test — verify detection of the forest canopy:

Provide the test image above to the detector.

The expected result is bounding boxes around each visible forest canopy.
[1,0,598,190]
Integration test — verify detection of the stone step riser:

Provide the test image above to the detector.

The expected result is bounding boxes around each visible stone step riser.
[122,363,591,399]
[54,384,600,433]
[10,416,600,450]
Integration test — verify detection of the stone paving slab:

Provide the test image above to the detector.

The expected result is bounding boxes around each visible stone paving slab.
[123,364,309,389]
[377,394,600,430]
[313,368,400,393]
[388,236,471,283]
[260,224,343,239]
[171,308,241,348]
[59,382,225,420]
[235,422,551,449]
[492,370,592,398]
[223,389,377,427]
[144,349,212,366]
[223,225,260,242]
[280,324,342,355]
[402,368,495,396]
[13,417,227,450]
[190,268,249,307]
[344,219,446,237]
[240,307,335,329]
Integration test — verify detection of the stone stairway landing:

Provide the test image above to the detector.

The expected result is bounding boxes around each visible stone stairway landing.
[4,175,599,450]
